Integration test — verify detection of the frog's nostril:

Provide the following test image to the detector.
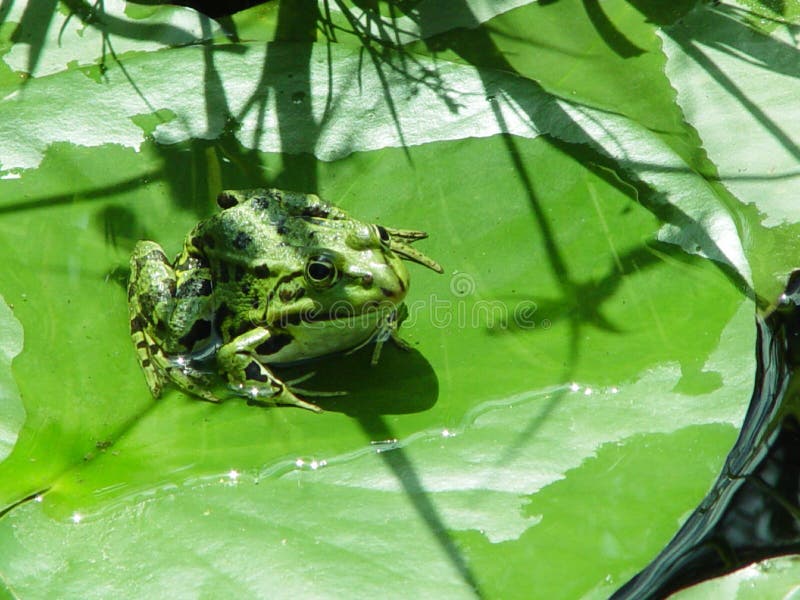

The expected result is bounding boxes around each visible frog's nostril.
[362,273,374,287]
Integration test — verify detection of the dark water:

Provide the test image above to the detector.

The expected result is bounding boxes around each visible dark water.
[613,271,800,598]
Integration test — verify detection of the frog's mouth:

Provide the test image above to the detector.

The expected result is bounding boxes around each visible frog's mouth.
[384,227,444,274]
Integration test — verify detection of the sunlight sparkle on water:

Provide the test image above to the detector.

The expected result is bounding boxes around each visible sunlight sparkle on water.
[569,382,580,392]
[584,388,593,396]
[441,429,455,438]
[34,495,43,503]
[227,469,240,481]
[295,458,327,470]
[71,512,83,524]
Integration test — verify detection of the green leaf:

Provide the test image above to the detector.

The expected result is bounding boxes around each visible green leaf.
[0,0,788,597]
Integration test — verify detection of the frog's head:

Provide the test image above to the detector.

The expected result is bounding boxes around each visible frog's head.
[218,189,443,331]
[298,219,443,318]
[266,213,442,332]
[247,213,441,363]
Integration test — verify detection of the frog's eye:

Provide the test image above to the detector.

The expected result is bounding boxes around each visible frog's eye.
[305,255,338,287]
[375,225,391,249]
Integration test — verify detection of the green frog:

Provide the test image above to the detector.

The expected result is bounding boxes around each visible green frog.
[128,188,442,412]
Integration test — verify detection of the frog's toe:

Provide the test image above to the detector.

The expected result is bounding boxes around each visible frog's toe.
[243,384,323,412]
[389,330,412,352]
[285,372,347,399]
[289,386,347,398]
[276,389,324,413]
[192,387,223,403]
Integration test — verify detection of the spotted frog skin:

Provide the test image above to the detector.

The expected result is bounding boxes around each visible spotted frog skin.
[128,188,442,411]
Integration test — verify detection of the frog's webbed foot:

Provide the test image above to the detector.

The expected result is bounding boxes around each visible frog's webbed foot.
[133,333,221,403]
[218,327,334,412]
[166,356,222,403]
[238,366,328,413]
[247,372,346,411]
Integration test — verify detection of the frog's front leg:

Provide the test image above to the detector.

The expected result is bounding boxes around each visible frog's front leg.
[217,327,323,412]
